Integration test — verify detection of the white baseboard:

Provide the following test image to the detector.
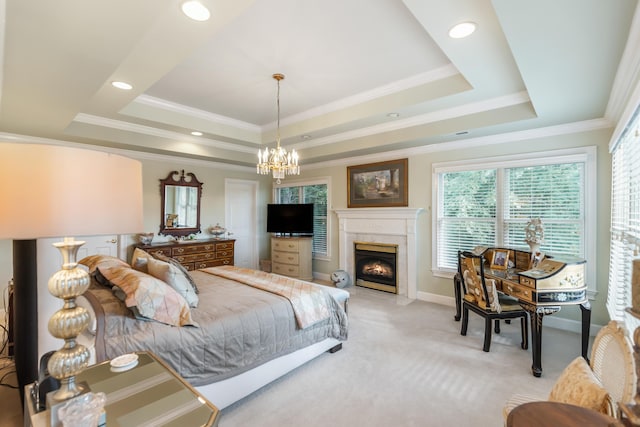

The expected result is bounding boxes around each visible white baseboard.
[416,291,602,336]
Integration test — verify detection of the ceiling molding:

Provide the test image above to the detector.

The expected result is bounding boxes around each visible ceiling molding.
[72,113,257,154]
[132,95,262,133]
[290,91,532,151]
[303,118,612,170]
[267,65,461,130]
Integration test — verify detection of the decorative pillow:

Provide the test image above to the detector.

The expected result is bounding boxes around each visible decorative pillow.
[131,247,151,273]
[99,265,197,327]
[146,256,199,308]
[155,253,199,294]
[548,356,612,414]
[79,254,129,273]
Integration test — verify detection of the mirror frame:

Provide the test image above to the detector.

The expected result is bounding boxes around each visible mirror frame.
[159,170,203,237]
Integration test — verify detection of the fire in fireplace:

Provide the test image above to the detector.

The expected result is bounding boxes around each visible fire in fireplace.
[354,242,398,293]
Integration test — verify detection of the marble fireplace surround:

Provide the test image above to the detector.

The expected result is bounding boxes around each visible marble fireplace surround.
[334,208,423,299]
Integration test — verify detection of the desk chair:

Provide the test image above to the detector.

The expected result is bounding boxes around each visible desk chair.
[458,250,529,352]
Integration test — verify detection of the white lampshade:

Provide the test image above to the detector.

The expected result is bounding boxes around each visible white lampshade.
[0,143,143,239]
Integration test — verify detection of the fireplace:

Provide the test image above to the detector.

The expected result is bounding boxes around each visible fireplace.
[334,207,423,299]
[354,242,398,293]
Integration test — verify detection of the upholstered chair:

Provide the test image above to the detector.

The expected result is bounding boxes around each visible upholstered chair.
[503,320,637,420]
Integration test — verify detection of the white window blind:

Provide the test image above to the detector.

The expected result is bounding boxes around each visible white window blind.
[435,151,590,277]
[607,107,640,328]
[274,179,329,257]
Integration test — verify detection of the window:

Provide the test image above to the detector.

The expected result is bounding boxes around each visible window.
[433,148,595,293]
[273,178,329,258]
[607,106,640,328]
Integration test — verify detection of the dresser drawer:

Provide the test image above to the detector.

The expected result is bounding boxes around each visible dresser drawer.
[503,281,534,303]
[180,262,195,271]
[173,252,216,263]
[172,244,215,256]
[215,242,234,251]
[193,259,229,269]
[147,248,172,258]
[272,251,299,265]
[272,262,300,277]
[272,239,299,252]
[216,249,233,259]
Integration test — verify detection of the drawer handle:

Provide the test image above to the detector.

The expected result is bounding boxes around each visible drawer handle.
[176,257,185,262]
[223,260,230,265]
[176,248,184,253]
[205,245,213,250]
[287,256,294,261]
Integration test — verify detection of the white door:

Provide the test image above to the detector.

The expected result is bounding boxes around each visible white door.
[225,179,258,269]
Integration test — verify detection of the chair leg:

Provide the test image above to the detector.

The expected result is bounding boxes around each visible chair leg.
[483,317,492,352]
[461,307,469,336]
[494,319,501,334]
[520,314,529,350]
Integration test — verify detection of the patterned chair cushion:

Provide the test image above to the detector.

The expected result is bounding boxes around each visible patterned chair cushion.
[548,356,613,414]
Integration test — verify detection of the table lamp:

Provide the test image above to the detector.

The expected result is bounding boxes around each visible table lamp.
[0,142,143,405]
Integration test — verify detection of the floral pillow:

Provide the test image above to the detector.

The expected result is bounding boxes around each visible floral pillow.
[99,265,197,327]
[548,356,612,414]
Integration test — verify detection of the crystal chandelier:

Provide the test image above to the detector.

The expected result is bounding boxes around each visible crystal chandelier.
[257,73,300,184]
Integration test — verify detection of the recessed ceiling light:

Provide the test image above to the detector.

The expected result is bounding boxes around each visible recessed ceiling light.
[181,1,211,21]
[191,131,203,136]
[301,135,311,140]
[387,113,400,118]
[111,81,132,90]
[449,22,477,39]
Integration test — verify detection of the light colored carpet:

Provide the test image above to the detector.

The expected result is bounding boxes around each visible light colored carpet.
[219,286,585,427]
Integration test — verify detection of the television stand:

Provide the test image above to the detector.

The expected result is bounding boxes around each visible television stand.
[271,236,313,281]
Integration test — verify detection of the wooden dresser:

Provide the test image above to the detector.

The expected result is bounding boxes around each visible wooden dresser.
[271,236,313,281]
[137,238,235,271]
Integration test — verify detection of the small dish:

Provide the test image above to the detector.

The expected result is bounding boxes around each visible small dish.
[110,353,138,369]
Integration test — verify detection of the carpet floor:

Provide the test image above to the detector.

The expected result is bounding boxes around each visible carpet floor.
[218,285,584,427]
[2,285,589,426]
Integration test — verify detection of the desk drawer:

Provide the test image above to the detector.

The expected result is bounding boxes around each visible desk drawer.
[519,276,536,288]
[503,281,534,303]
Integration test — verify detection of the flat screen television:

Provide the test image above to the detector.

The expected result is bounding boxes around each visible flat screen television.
[267,203,314,235]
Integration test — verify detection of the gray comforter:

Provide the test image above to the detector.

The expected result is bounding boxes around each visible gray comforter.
[87,270,348,386]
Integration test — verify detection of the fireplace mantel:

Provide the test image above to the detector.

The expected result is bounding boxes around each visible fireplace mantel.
[334,208,423,299]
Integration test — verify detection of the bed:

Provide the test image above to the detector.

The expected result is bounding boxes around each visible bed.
[76,253,349,409]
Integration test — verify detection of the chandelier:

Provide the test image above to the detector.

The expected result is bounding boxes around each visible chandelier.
[257,73,300,184]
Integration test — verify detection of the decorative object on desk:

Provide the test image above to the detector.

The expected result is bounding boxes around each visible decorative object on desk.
[0,143,143,405]
[330,270,352,288]
[57,391,106,427]
[524,218,545,264]
[347,158,408,208]
[490,249,510,270]
[138,232,154,245]
[209,223,227,239]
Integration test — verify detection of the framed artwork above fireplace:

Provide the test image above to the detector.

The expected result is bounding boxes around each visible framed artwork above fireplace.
[347,158,408,208]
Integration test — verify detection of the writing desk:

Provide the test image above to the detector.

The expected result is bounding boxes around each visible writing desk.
[454,247,590,377]
[27,351,219,426]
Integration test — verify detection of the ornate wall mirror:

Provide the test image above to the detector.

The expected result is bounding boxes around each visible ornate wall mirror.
[159,170,203,237]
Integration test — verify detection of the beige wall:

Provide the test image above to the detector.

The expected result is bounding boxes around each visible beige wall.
[302,127,613,326]
[0,126,613,330]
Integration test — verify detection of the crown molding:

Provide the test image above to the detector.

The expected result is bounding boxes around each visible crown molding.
[73,113,257,154]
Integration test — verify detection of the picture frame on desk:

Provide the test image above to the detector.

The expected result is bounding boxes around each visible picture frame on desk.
[490,249,510,270]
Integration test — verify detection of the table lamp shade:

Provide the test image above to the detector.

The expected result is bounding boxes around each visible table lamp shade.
[0,142,143,406]
[0,143,143,239]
